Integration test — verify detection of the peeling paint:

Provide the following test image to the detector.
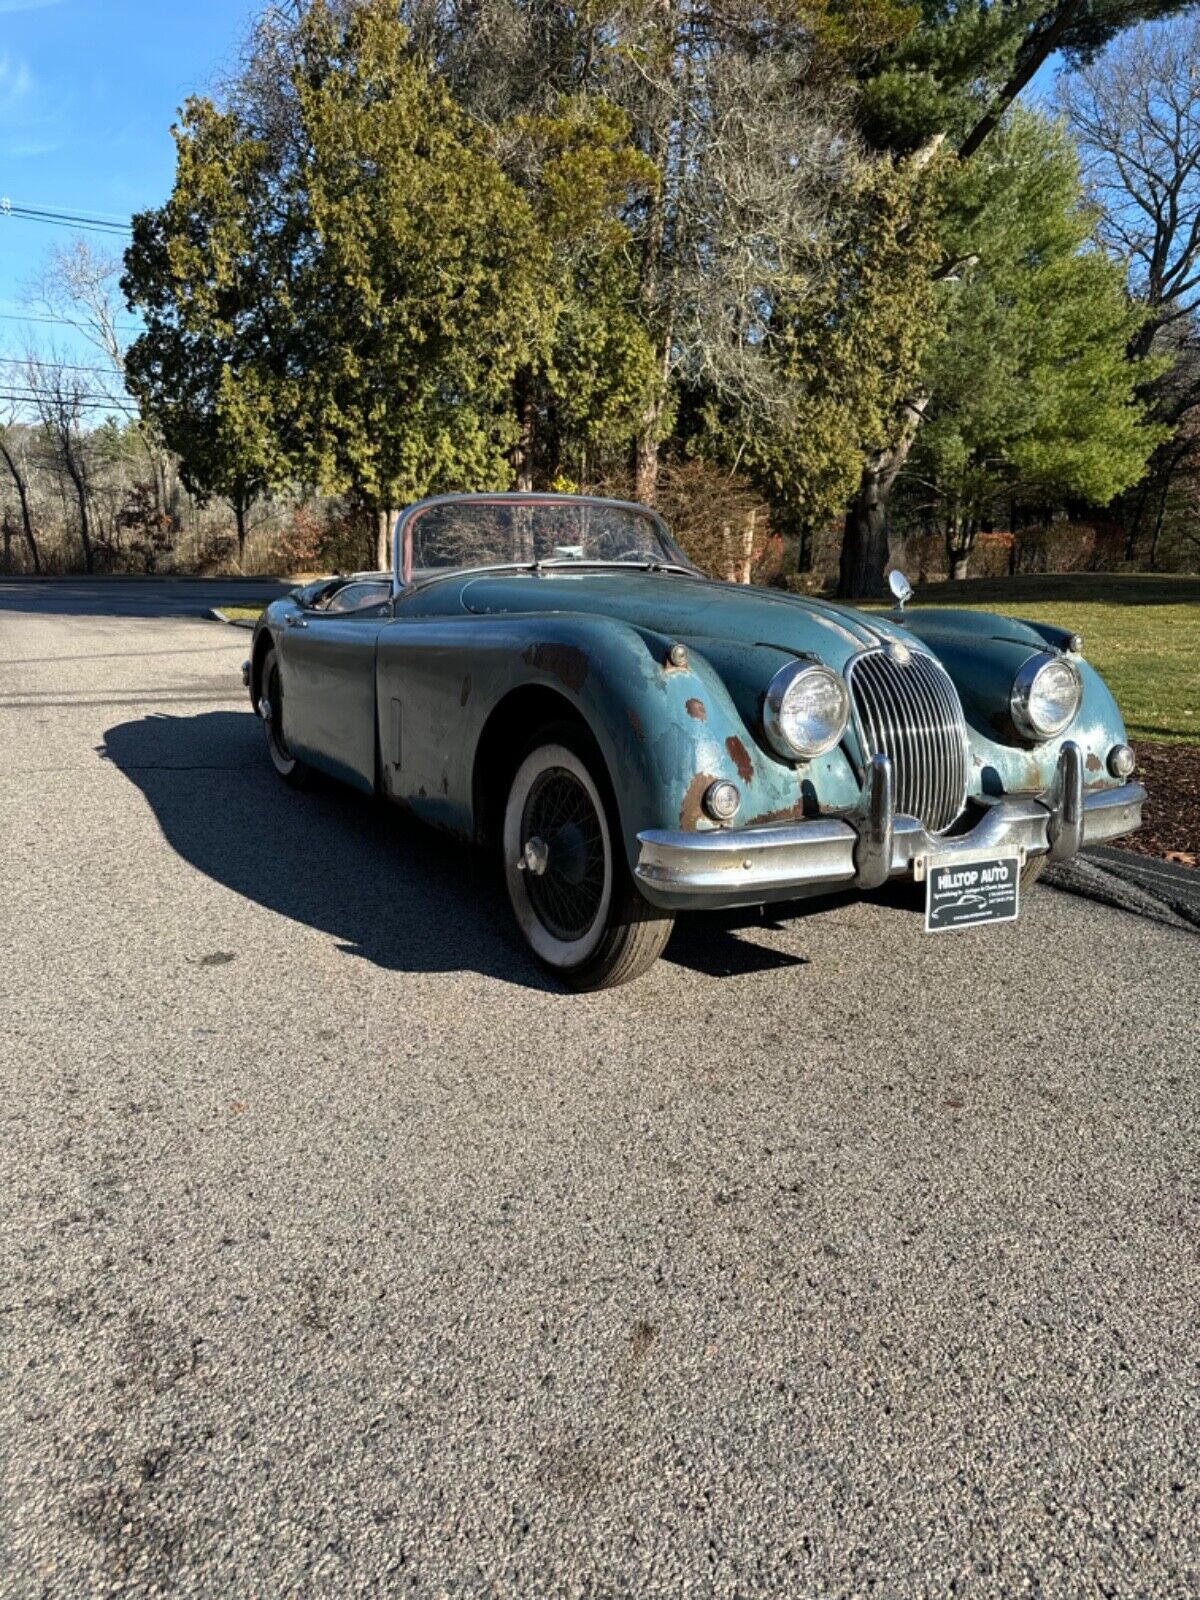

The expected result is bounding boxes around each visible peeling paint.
[685,697,707,721]
[627,708,644,742]
[745,801,807,827]
[679,772,718,831]
[725,735,754,783]
[1085,751,1103,773]
[522,642,589,693]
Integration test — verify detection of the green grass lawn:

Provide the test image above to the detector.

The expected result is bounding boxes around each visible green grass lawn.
[897,573,1199,745]
[218,605,267,623]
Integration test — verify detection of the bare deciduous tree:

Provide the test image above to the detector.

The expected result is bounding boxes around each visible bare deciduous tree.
[1060,15,1200,561]
[0,403,42,573]
[23,349,98,573]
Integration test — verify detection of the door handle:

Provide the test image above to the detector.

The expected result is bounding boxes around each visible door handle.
[284,614,308,628]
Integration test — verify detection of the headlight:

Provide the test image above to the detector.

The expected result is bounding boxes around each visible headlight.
[1010,653,1082,740]
[763,662,850,759]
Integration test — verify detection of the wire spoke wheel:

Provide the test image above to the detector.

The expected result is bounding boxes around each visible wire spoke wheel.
[501,730,674,989]
[503,740,615,970]
[522,769,607,942]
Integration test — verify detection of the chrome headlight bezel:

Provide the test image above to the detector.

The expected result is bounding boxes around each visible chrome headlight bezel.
[1010,652,1082,741]
[763,661,851,760]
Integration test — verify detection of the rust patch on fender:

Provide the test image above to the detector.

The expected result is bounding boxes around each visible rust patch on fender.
[522,643,589,693]
[685,698,707,721]
[725,735,754,783]
[746,801,807,826]
[460,674,472,707]
[679,772,718,831]
[1085,751,1103,773]
[627,708,644,742]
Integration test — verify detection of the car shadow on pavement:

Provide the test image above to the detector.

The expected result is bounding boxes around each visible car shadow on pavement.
[101,709,561,990]
[101,709,854,989]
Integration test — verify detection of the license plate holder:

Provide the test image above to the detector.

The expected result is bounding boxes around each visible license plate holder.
[924,854,1020,933]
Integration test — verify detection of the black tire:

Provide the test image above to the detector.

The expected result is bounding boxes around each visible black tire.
[1021,855,1048,889]
[502,722,673,990]
[260,646,314,790]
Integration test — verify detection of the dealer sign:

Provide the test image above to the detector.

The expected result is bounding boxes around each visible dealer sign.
[925,855,1020,933]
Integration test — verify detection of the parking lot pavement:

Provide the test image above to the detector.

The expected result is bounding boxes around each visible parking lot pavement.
[2,581,1198,1599]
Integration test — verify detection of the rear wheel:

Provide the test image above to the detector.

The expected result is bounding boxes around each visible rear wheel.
[502,728,673,990]
[259,646,313,789]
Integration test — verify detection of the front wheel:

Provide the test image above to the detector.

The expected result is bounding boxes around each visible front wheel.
[502,731,673,990]
[1021,855,1048,889]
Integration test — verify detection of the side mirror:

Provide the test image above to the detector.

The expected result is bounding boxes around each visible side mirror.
[888,569,913,611]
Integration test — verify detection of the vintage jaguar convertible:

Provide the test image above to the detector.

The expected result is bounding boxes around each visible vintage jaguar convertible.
[244,493,1145,988]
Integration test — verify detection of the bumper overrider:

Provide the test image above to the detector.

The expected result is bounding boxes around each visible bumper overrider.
[634,742,1145,909]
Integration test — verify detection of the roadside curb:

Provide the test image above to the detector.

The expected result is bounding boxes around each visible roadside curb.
[210,608,257,629]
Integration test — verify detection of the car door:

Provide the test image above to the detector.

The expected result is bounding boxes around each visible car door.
[276,586,392,793]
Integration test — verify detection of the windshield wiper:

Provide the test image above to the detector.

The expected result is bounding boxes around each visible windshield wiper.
[532,558,695,576]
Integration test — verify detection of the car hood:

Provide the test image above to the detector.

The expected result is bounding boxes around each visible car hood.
[457,570,914,670]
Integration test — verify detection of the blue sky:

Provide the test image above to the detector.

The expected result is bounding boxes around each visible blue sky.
[0,0,258,362]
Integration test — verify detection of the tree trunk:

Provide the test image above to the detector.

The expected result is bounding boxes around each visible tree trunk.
[837,400,927,599]
[1148,472,1170,571]
[634,421,661,507]
[512,368,535,491]
[736,508,756,584]
[234,495,248,569]
[62,442,94,573]
[0,437,40,573]
[839,458,891,599]
[375,507,392,574]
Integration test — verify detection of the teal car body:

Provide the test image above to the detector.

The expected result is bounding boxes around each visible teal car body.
[245,493,1144,982]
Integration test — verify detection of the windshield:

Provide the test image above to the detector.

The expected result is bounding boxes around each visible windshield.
[408,498,683,576]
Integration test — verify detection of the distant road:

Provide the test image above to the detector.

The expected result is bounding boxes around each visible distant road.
[2,578,1198,1599]
[0,575,293,621]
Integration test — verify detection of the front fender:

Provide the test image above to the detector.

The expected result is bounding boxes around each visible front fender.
[901,610,1131,795]
[374,612,860,870]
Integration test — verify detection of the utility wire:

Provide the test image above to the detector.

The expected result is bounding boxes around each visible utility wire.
[0,390,141,414]
[5,199,133,223]
[0,310,142,332]
[0,356,125,377]
[0,201,132,237]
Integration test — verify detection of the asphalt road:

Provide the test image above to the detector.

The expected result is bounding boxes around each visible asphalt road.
[2,580,1198,1599]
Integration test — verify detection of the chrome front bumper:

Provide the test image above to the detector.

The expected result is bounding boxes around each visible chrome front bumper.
[634,742,1145,909]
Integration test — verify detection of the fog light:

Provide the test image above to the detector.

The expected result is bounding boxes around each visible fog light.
[1108,743,1136,779]
[703,780,741,822]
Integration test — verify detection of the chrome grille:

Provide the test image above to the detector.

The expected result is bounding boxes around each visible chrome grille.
[847,648,970,833]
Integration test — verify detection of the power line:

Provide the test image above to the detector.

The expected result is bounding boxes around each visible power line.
[9,199,133,224]
[0,310,142,332]
[0,200,132,237]
[0,356,124,377]
[0,390,141,415]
